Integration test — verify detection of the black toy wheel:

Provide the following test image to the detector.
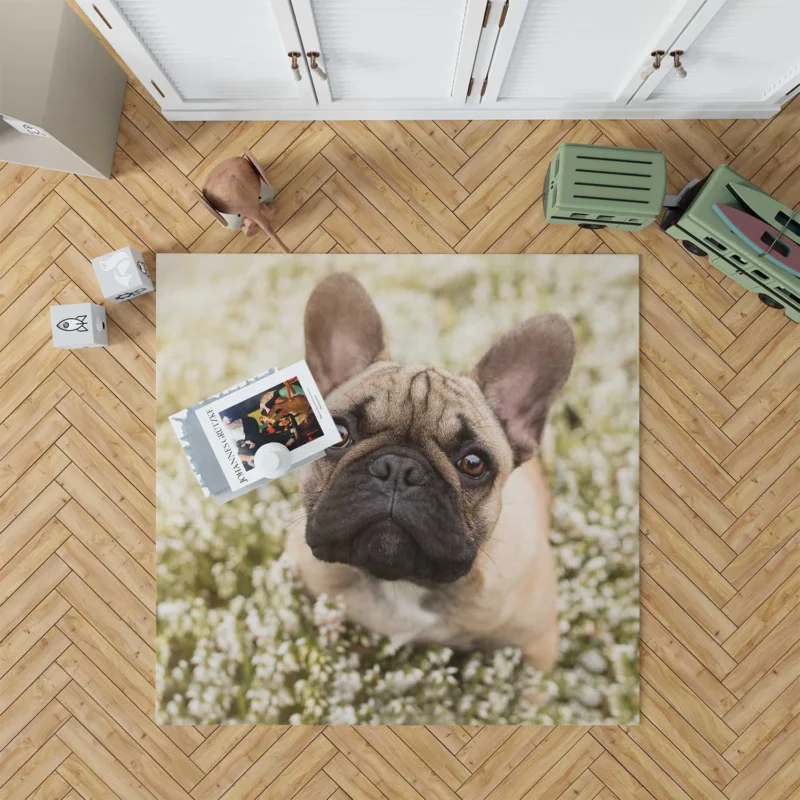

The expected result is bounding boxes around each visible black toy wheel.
[578,223,606,229]
[682,240,707,257]
[758,293,784,310]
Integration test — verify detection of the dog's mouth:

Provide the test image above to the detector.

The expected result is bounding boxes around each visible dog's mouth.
[309,516,474,583]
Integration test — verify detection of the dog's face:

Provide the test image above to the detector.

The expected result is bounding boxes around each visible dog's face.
[302,362,512,583]
[299,273,575,585]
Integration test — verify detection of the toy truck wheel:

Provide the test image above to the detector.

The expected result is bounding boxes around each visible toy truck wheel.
[758,293,784,310]
[578,223,606,229]
[681,240,707,257]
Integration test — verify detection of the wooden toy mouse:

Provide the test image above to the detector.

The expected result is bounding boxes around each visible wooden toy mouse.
[197,149,289,253]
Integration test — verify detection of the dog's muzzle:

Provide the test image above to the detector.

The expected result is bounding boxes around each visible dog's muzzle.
[305,447,475,583]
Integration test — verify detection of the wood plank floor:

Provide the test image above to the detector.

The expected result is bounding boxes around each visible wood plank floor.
[2,79,800,799]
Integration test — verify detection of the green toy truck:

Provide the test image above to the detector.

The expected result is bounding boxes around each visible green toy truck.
[660,165,800,322]
[544,143,800,322]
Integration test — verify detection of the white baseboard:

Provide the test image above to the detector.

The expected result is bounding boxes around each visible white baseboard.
[163,103,780,122]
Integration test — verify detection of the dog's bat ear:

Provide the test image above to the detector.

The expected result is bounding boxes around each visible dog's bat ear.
[473,314,575,464]
[304,273,387,396]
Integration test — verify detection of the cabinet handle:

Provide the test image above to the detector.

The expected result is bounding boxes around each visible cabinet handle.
[498,1,509,27]
[640,50,665,81]
[92,4,113,30]
[288,52,302,81]
[670,50,687,79]
[307,52,328,81]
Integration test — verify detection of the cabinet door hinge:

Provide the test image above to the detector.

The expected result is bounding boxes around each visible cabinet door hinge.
[499,0,509,27]
[482,0,492,27]
[467,77,475,97]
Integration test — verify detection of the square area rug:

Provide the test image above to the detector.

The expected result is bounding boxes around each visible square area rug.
[156,254,639,726]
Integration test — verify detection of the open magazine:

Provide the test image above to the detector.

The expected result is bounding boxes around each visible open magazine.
[170,361,340,503]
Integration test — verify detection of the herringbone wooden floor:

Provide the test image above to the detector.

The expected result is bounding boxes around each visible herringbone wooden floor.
[2,57,800,798]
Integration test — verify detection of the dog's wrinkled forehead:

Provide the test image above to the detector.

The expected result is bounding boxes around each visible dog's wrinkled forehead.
[328,362,507,454]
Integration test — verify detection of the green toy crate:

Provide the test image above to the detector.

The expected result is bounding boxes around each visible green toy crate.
[544,143,667,231]
[661,165,800,323]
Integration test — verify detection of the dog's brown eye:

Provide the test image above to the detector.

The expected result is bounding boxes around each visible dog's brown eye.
[457,453,485,477]
[331,423,352,448]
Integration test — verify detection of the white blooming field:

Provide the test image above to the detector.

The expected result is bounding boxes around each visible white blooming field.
[156,253,640,726]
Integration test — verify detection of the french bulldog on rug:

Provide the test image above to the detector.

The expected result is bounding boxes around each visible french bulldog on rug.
[287,273,575,669]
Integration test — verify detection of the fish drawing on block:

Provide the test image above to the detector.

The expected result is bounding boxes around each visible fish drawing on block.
[57,315,89,332]
[712,204,800,277]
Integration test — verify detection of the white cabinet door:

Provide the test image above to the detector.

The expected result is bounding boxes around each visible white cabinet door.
[634,0,800,107]
[289,0,486,110]
[479,0,706,110]
[75,0,316,113]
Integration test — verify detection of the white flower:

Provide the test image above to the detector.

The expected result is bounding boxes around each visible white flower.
[579,686,603,708]
[579,651,608,674]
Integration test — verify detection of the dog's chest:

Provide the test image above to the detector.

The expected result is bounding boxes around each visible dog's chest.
[378,581,440,642]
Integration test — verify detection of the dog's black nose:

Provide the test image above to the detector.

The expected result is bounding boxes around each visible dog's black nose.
[368,453,429,487]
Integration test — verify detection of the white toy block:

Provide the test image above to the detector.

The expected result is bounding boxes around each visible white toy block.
[91,246,154,302]
[51,303,108,349]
